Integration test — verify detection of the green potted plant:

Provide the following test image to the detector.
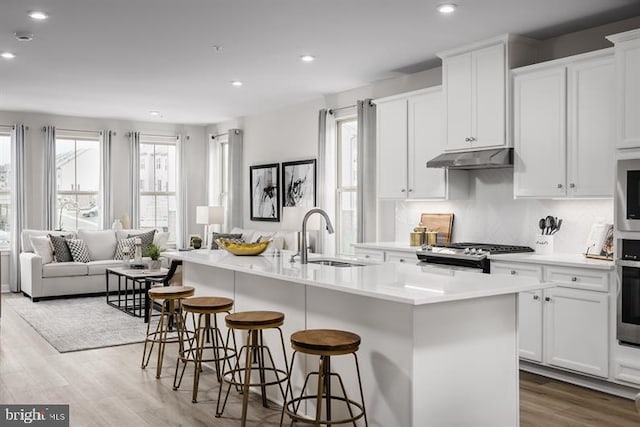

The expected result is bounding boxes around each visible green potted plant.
[145,244,162,270]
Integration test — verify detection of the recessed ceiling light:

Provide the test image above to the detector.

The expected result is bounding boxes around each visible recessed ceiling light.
[231,80,243,87]
[212,45,222,52]
[437,3,457,14]
[149,111,160,116]
[301,55,315,63]
[15,32,34,42]
[28,11,48,20]
[1,52,16,60]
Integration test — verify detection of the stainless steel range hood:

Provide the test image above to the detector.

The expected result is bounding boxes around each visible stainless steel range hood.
[426,148,513,170]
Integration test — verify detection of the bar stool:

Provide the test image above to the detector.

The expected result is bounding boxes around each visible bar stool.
[173,296,237,403]
[216,311,289,427]
[141,285,195,378]
[280,329,368,426]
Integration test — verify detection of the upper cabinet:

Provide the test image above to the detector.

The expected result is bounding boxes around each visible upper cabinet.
[513,49,615,199]
[375,87,468,200]
[607,29,640,149]
[438,34,538,152]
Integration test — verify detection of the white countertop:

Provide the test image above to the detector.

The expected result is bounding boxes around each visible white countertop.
[352,242,615,270]
[166,249,551,306]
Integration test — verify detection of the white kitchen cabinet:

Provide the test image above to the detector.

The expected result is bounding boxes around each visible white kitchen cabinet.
[376,88,468,200]
[438,34,537,152]
[385,250,418,265]
[607,29,640,149]
[353,247,385,263]
[513,49,614,199]
[544,287,609,378]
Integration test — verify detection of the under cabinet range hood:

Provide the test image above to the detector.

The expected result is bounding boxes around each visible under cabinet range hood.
[427,148,513,170]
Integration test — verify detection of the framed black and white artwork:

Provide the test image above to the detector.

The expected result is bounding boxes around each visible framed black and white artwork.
[282,159,316,208]
[250,163,280,221]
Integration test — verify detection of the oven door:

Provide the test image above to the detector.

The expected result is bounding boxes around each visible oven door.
[617,262,640,346]
[616,159,640,231]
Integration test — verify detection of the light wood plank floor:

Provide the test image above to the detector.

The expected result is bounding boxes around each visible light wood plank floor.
[1,296,639,426]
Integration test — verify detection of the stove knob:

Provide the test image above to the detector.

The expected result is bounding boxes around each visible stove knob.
[476,249,484,255]
[464,248,470,254]
[470,248,477,254]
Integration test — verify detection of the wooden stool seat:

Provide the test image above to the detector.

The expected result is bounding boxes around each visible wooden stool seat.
[182,296,234,313]
[148,285,195,300]
[291,329,361,356]
[225,310,284,329]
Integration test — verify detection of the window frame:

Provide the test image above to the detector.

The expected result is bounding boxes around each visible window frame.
[0,128,11,248]
[335,116,358,257]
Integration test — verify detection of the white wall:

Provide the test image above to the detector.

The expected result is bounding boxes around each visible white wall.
[0,110,208,237]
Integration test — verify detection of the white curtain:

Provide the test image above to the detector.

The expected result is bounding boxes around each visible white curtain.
[100,130,113,229]
[176,134,189,248]
[43,125,56,230]
[357,99,376,243]
[129,131,140,229]
[317,109,336,256]
[10,124,26,292]
[227,129,243,231]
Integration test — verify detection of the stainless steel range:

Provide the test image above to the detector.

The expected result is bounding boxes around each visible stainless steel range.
[416,243,535,273]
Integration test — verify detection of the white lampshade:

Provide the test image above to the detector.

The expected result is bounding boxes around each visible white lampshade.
[282,206,320,231]
[196,206,224,225]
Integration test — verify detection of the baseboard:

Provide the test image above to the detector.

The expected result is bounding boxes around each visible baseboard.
[520,360,639,399]
[1,284,9,293]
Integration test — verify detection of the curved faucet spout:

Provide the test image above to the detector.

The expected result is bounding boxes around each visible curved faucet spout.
[300,208,334,264]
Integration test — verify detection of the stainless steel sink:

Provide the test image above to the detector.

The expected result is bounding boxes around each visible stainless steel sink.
[308,259,365,267]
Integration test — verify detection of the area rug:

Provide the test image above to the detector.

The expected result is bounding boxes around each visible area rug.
[4,294,149,353]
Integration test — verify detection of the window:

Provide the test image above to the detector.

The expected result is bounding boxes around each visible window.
[55,133,101,231]
[336,118,358,256]
[0,131,10,248]
[139,137,177,243]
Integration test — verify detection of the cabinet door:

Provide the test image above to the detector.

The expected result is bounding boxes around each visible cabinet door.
[408,90,446,199]
[616,39,640,148]
[353,248,385,263]
[444,52,472,151]
[518,290,543,362]
[567,56,615,197]
[472,43,506,148]
[385,250,418,264]
[514,67,567,198]
[544,287,608,378]
[377,99,408,198]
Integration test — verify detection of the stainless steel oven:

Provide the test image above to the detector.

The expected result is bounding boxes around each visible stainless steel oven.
[616,159,640,231]
[617,239,640,346]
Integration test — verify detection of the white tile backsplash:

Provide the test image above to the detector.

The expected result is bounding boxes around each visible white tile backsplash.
[388,168,613,254]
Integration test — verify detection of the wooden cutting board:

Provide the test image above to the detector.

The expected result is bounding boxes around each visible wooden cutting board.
[419,213,454,244]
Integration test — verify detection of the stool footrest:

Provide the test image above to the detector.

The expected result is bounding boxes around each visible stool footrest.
[284,395,366,425]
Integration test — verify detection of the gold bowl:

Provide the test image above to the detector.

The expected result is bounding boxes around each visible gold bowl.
[215,238,271,256]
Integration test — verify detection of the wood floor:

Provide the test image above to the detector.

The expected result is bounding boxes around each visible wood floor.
[1,296,639,427]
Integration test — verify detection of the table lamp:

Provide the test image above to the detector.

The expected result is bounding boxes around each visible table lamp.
[282,206,320,253]
[196,206,224,249]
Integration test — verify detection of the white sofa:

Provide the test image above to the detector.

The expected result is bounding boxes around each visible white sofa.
[20,229,167,301]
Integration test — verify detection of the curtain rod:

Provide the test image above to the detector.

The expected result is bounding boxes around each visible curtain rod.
[328,104,356,115]
[126,132,180,140]
[42,127,99,135]
[211,129,240,139]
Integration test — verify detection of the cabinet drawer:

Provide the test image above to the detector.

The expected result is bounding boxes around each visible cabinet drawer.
[353,248,385,263]
[491,261,542,280]
[385,250,418,265]
[543,266,610,292]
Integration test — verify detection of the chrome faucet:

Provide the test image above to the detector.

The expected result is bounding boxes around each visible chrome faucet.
[300,208,334,264]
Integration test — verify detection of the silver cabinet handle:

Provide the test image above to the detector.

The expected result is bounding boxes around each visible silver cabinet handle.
[399,259,405,263]
[545,297,551,302]
[569,183,575,188]
[571,276,577,282]
[557,184,563,189]
[408,189,413,192]
[401,189,406,193]
[364,255,370,258]
[465,137,471,142]
[510,270,517,275]
[533,295,539,300]
[469,137,476,142]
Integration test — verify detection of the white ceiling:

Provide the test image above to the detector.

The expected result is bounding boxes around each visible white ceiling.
[0,0,639,125]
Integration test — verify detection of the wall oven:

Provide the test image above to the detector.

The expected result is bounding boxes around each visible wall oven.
[616,159,640,231]
[617,239,640,346]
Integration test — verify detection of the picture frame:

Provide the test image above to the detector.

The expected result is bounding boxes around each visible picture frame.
[250,163,280,221]
[282,159,316,208]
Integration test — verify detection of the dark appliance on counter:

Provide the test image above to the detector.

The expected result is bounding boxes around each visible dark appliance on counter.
[617,239,640,346]
[416,243,534,274]
[616,158,640,232]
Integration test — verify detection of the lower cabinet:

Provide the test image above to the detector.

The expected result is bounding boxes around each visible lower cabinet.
[353,247,385,263]
[492,261,610,378]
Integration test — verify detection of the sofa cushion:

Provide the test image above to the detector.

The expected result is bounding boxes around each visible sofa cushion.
[22,229,76,253]
[87,260,124,275]
[29,235,54,264]
[154,231,170,251]
[42,262,88,278]
[66,239,91,263]
[128,229,155,251]
[114,237,136,260]
[77,229,117,260]
[49,234,74,262]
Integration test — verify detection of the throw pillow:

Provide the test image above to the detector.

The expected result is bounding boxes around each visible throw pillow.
[48,234,73,262]
[29,235,54,264]
[114,237,136,260]
[153,231,170,251]
[128,229,156,251]
[66,239,91,263]
[210,233,243,249]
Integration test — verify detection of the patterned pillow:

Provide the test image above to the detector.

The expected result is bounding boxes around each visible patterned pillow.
[114,237,136,260]
[128,229,156,252]
[48,234,73,262]
[66,239,91,263]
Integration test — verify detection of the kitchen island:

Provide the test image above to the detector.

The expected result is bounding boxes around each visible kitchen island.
[167,249,553,426]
